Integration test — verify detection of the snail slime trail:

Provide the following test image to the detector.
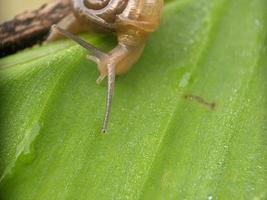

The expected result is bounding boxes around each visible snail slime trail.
[48,0,164,133]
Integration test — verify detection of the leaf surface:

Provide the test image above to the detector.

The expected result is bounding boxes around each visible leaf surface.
[0,0,266,199]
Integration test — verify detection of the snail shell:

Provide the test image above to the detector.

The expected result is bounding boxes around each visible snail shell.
[49,0,164,132]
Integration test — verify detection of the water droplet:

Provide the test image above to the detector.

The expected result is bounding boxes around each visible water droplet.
[179,72,191,88]
[254,19,261,27]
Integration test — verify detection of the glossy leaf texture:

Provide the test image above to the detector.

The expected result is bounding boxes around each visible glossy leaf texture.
[0,0,266,199]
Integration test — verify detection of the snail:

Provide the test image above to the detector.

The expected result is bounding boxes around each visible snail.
[48,0,164,133]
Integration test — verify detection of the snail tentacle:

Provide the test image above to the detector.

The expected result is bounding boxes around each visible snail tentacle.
[52,25,106,59]
[53,25,110,82]
[48,0,164,133]
[102,63,115,133]
[52,25,116,132]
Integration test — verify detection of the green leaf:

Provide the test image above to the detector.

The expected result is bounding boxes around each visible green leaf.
[0,0,266,199]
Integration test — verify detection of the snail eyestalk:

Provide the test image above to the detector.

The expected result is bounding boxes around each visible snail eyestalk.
[48,0,163,133]
[102,63,115,133]
[52,24,115,133]
[52,25,107,60]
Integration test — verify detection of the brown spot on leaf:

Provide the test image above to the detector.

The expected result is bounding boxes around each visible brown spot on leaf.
[184,94,216,110]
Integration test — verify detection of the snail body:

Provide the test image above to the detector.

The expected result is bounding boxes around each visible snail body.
[49,0,164,132]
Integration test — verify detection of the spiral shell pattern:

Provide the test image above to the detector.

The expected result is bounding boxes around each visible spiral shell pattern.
[73,0,128,29]
[72,0,163,31]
